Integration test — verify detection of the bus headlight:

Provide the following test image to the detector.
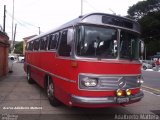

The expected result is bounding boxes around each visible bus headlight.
[81,77,98,87]
[137,75,144,84]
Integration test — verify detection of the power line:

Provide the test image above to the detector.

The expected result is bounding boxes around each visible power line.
[84,0,99,11]
[6,11,38,28]
[5,11,41,35]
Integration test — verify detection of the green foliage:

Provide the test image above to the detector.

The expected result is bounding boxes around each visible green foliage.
[128,0,160,19]
[139,11,160,57]
[14,41,23,54]
[127,0,160,57]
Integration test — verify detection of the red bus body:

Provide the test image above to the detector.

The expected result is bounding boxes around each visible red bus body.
[24,13,144,108]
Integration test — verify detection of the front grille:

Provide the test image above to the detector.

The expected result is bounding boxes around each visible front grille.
[100,77,119,88]
[79,74,141,90]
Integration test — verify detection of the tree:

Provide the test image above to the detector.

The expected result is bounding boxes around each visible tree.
[14,41,23,54]
[128,0,160,20]
[127,0,160,58]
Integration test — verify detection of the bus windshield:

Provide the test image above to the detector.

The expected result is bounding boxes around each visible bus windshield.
[76,26,118,59]
[120,30,140,60]
[76,25,140,60]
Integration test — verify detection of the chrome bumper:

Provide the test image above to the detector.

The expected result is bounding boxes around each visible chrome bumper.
[71,91,144,104]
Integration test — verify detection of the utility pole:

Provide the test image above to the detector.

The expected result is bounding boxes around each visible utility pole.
[81,0,83,16]
[38,27,41,35]
[11,0,15,53]
[12,24,17,53]
[3,5,6,33]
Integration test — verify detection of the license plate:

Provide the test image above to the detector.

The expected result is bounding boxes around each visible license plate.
[117,97,129,103]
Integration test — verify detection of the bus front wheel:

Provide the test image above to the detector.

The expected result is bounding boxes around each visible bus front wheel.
[46,77,61,107]
[27,68,34,84]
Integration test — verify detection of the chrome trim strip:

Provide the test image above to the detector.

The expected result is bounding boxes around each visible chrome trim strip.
[74,56,141,64]
[25,63,76,83]
[79,73,141,77]
[72,95,116,104]
[26,51,56,53]
[71,91,144,104]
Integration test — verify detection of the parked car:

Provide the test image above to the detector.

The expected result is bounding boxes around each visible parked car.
[140,60,153,70]
[18,55,24,62]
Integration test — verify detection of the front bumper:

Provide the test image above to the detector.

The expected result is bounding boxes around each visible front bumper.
[71,91,144,105]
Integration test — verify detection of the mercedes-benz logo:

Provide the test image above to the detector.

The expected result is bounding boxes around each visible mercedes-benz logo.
[118,77,126,88]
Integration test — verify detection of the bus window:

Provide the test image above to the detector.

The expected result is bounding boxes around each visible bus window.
[33,39,40,51]
[33,40,36,51]
[48,34,53,50]
[40,37,47,50]
[48,33,59,50]
[28,41,33,51]
[54,33,59,49]
[120,30,139,60]
[58,30,72,57]
[44,37,48,50]
[50,35,56,49]
[76,26,117,59]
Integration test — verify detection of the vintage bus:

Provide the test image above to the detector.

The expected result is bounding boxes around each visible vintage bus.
[24,13,144,108]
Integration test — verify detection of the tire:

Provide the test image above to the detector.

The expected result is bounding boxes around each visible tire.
[21,59,24,63]
[46,76,61,107]
[27,68,34,84]
[143,66,147,70]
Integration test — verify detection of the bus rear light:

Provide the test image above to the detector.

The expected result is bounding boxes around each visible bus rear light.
[81,77,98,87]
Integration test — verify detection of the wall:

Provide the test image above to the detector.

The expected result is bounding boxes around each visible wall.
[0,31,9,76]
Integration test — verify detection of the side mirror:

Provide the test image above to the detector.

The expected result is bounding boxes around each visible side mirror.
[67,28,74,44]
[139,40,145,60]
[140,40,145,55]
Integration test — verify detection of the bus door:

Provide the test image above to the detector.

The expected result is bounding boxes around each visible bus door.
[54,28,75,98]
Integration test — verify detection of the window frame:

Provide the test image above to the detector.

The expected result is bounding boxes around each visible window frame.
[75,25,118,59]
[40,37,47,51]
[48,32,59,51]
[57,27,74,57]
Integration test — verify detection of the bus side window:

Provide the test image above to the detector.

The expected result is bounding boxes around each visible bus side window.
[29,41,33,51]
[50,34,55,50]
[44,37,48,50]
[40,38,43,50]
[54,33,59,49]
[48,33,59,50]
[33,41,36,51]
[58,29,72,57]
[48,34,52,50]
[40,38,47,50]
[46,36,50,50]
[37,39,40,50]
[34,39,40,51]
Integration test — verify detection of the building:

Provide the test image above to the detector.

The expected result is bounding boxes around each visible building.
[0,30,9,76]
[23,35,37,55]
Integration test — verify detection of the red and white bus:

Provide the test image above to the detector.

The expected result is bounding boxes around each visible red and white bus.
[24,13,144,108]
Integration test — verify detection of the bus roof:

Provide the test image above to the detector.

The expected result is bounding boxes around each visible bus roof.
[28,13,140,42]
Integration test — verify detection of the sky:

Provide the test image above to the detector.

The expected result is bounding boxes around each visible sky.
[0,0,144,41]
